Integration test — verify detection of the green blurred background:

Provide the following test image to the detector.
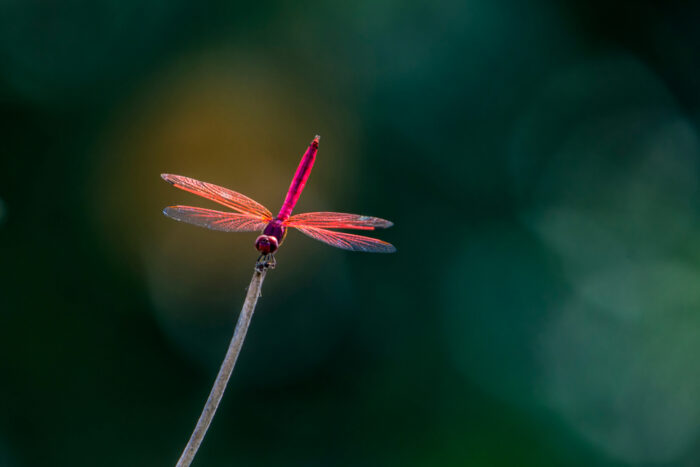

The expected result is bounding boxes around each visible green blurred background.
[2,1,700,466]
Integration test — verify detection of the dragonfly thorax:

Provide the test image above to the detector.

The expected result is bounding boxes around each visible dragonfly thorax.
[255,220,286,254]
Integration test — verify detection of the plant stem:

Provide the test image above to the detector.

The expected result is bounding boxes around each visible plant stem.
[175,266,268,467]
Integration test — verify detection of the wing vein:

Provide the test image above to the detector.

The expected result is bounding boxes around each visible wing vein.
[285,212,393,230]
[163,206,268,232]
[294,225,396,253]
[161,174,272,219]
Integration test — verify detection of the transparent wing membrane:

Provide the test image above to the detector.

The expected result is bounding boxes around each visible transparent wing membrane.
[161,174,272,220]
[294,226,396,253]
[163,206,268,232]
[285,212,394,230]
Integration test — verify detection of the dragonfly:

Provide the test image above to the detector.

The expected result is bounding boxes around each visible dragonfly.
[162,135,395,269]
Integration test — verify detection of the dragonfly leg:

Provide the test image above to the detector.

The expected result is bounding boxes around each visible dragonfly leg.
[255,254,265,271]
[255,253,276,271]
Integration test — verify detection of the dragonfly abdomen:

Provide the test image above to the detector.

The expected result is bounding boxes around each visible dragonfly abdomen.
[277,135,319,221]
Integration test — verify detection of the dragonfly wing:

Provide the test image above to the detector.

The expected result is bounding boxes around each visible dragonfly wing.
[294,226,396,253]
[285,212,394,230]
[163,206,268,232]
[161,174,272,219]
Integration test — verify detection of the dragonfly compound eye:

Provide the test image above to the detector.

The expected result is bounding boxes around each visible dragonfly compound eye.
[255,235,279,254]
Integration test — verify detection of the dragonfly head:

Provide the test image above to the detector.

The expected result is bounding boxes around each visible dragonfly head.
[255,235,279,254]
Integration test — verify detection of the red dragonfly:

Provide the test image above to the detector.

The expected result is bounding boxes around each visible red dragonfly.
[162,135,395,268]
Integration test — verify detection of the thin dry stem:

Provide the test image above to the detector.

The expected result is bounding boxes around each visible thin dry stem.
[175,266,268,467]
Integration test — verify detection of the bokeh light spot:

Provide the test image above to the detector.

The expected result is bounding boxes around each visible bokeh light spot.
[540,261,700,463]
[512,55,700,462]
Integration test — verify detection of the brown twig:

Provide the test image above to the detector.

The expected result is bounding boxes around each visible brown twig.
[175,266,268,467]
